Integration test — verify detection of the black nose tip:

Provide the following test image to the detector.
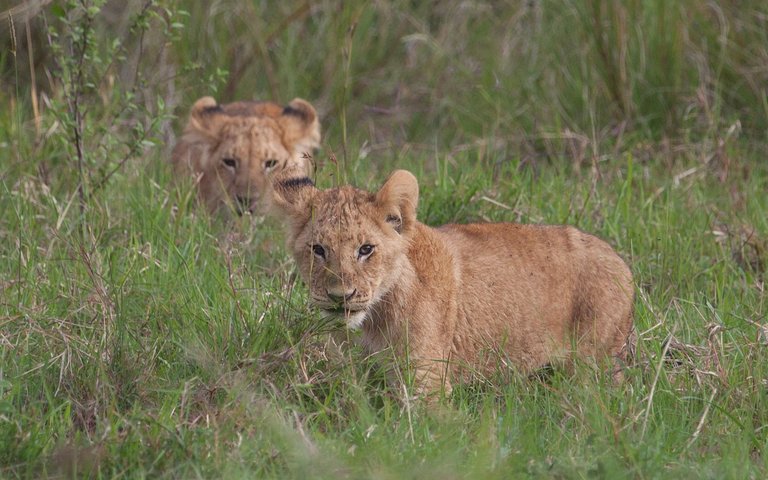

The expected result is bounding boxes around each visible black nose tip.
[234,196,254,215]
[327,289,356,304]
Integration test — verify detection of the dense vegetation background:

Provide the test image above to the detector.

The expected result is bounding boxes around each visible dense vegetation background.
[1,0,767,477]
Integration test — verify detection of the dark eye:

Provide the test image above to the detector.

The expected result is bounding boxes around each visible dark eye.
[264,159,279,170]
[358,244,374,258]
[311,244,326,258]
[222,158,237,168]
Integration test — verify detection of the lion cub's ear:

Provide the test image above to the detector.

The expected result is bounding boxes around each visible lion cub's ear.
[375,170,419,235]
[268,165,318,222]
[279,98,321,154]
[187,96,223,137]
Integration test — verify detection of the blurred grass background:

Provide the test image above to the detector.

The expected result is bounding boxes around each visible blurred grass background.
[1,0,767,477]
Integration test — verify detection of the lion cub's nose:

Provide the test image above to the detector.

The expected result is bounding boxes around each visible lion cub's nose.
[327,288,356,304]
[235,195,255,215]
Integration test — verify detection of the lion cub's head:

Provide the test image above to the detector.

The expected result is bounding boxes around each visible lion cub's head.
[172,96,320,215]
[271,170,419,328]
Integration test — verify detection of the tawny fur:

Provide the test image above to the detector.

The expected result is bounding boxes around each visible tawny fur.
[272,170,634,395]
[171,96,320,214]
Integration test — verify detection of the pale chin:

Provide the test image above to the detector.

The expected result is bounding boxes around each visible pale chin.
[320,309,368,330]
[344,310,368,330]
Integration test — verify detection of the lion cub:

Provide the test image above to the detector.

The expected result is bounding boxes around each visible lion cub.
[172,96,320,215]
[272,170,634,395]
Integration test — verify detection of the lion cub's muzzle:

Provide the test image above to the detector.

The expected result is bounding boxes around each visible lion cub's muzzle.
[235,195,257,215]
[326,288,356,304]
[313,288,370,318]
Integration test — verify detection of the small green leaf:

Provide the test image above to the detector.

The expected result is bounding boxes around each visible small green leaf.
[51,4,67,19]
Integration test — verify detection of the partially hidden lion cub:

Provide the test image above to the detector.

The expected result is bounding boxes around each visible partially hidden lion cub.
[172,96,320,214]
[271,169,634,396]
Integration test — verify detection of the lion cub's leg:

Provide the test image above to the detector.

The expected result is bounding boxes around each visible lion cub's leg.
[572,270,634,383]
[609,322,636,384]
[406,345,453,402]
[363,337,452,402]
[412,362,452,400]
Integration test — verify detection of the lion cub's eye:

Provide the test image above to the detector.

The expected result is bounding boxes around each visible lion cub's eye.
[264,159,279,170]
[358,244,374,259]
[222,158,237,169]
[311,244,326,259]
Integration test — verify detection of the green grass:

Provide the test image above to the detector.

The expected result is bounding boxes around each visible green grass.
[2,1,768,478]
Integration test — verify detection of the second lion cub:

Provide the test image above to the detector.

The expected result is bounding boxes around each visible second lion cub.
[272,170,634,396]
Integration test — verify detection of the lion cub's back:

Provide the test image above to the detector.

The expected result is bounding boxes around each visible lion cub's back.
[436,222,633,364]
[437,222,629,282]
[436,222,590,311]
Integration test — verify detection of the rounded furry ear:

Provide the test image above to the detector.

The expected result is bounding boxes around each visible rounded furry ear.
[280,98,321,153]
[375,170,419,234]
[191,96,218,114]
[172,97,222,173]
[268,164,318,222]
[188,96,221,134]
